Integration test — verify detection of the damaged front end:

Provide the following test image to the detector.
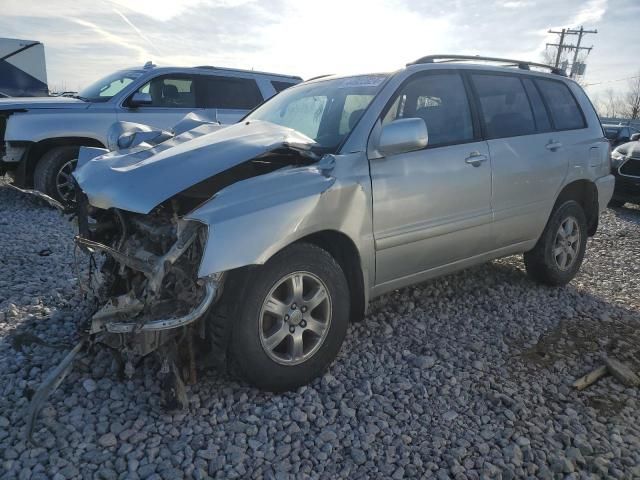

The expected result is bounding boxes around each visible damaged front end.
[25,118,332,441]
[74,194,219,373]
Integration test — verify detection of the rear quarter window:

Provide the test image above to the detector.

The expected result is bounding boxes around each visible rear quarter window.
[535,79,586,130]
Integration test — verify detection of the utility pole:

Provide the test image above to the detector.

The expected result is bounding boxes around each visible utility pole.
[546,26,597,78]
[549,28,566,68]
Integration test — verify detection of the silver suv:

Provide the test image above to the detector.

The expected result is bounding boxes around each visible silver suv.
[64,55,614,397]
[0,63,301,203]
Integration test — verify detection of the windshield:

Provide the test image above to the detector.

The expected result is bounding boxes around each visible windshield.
[246,74,388,152]
[78,70,144,103]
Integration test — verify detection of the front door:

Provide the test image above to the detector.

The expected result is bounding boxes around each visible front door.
[369,71,493,287]
[118,74,205,130]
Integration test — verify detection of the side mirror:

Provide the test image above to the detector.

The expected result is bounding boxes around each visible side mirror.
[377,118,428,157]
[631,133,640,142]
[128,92,152,107]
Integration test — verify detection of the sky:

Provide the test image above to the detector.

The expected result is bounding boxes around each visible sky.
[1,0,638,100]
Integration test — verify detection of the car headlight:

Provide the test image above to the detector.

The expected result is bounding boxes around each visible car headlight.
[611,149,626,169]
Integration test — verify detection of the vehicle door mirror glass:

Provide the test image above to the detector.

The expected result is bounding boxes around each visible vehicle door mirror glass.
[631,133,640,142]
[378,118,428,156]
[128,92,152,107]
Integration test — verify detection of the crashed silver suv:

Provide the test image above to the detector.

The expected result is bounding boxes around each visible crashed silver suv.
[63,55,615,398]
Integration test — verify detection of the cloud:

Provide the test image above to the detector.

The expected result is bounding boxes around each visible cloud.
[112,7,159,53]
[570,0,608,26]
[0,0,636,98]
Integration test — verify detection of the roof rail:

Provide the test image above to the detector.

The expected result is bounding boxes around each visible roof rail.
[193,65,302,80]
[407,54,566,76]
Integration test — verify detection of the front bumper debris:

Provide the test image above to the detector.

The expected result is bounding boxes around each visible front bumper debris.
[91,280,217,334]
[25,338,87,446]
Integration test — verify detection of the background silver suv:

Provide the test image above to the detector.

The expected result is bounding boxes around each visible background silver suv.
[0,63,301,202]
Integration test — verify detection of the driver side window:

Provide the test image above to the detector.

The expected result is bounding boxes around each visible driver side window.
[383,73,474,147]
[134,75,196,108]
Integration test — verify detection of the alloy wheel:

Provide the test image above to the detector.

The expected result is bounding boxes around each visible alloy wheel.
[55,158,78,203]
[259,271,332,365]
[553,216,580,270]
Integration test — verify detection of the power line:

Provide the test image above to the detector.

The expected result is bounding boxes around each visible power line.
[584,75,640,87]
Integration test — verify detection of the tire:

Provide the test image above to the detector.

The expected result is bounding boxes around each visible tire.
[524,200,588,286]
[608,199,626,208]
[33,146,80,204]
[211,242,350,392]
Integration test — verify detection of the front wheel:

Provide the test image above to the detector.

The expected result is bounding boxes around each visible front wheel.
[214,242,350,391]
[33,146,80,205]
[524,200,588,286]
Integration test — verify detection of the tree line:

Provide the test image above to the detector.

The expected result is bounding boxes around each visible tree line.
[592,73,640,120]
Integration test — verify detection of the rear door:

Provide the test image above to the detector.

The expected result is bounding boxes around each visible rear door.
[470,72,567,248]
[199,75,264,124]
[369,71,493,286]
[118,74,202,129]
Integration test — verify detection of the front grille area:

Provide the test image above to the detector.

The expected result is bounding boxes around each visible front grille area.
[620,159,640,177]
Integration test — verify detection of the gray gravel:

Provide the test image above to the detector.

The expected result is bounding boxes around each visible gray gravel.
[1,177,640,479]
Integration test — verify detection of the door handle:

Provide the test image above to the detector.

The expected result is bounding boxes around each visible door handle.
[465,152,488,167]
[546,141,563,152]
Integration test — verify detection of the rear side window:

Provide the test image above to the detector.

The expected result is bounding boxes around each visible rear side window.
[271,80,296,93]
[535,79,585,130]
[471,74,535,139]
[521,78,552,132]
[383,73,474,147]
[202,76,263,109]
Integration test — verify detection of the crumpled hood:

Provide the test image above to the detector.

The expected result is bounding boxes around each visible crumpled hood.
[74,120,318,214]
[0,96,88,111]
[616,140,640,160]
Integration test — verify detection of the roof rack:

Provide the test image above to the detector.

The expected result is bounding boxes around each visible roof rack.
[305,74,333,82]
[407,55,566,76]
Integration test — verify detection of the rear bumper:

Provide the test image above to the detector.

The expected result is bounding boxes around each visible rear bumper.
[595,174,615,213]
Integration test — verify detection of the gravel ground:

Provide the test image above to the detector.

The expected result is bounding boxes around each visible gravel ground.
[1,178,639,480]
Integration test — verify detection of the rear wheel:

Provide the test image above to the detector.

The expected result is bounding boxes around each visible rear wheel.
[33,146,80,204]
[211,242,350,391]
[524,200,588,286]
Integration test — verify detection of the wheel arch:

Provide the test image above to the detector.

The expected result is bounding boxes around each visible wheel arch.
[19,137,105,187]
[295,230,366,322]
[554,179,599,236]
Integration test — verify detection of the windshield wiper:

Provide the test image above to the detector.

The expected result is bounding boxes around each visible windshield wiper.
[60,93,89,101]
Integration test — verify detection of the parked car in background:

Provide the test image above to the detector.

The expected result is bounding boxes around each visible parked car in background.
[603,123,639,148]
[610,133,640,207]
[68,55,613,395]
[0,62,301,203]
